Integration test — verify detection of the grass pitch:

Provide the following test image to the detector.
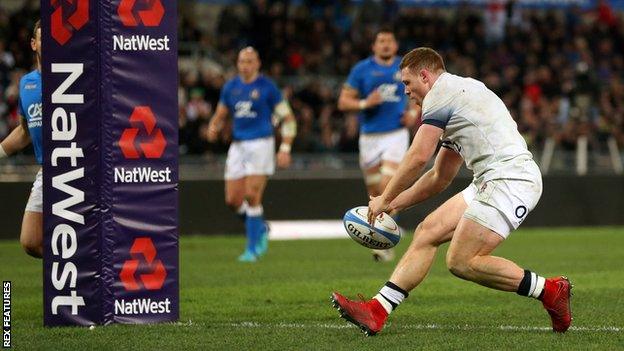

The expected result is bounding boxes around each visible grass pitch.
[1,227,623,350]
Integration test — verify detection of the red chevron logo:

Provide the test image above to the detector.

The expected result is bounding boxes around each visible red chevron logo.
[119,237,167,291]
[118,0,165,27]
[51,0,90,45]
[118,106,167,159]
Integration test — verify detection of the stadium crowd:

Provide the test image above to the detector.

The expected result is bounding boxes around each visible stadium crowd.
[1,0,623,158]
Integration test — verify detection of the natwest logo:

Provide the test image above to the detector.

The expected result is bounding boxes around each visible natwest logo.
[113,34,171,51]
[118,0,164,27]
[119,237,167,291]
[51,0,90,45]
[118,106,166,159]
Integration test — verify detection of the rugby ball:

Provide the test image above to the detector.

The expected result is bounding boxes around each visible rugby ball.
[343,206,401,249]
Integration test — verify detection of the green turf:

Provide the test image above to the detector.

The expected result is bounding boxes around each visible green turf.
[1,227,623,350]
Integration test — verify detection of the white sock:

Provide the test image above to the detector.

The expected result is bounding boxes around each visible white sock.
[373,282,408,314]
[373,294,393,314]
[236,201,249,216]
[246,205,263,217]
[531,274,546,299]
[517,270,546,299]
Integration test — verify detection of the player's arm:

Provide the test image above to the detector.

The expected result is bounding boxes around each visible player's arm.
[0,116,31,159]
[206,103,229,143]
[274,100,296,168]
[367,124,443,223]
[390,147,463,211]
[337,85,383,112]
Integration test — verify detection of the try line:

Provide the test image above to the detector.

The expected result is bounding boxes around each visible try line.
[174,321,622,333]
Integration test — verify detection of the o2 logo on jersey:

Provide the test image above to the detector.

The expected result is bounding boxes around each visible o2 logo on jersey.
[28,103,43,119]
[378,84,401,103]
[514,205,528,225]
[515,206,527,219]
[51,0,90,45]
[234,101,257,118]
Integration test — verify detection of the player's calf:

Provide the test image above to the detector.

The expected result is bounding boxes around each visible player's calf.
[445,251,477,281]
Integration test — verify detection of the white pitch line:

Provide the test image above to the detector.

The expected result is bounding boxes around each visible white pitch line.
[267,220,348,240]
[170,320,622,333]
[218,322,622,333]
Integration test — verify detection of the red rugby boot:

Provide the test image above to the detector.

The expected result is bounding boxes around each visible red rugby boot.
[541,276,573,332]
[331,292,388,336]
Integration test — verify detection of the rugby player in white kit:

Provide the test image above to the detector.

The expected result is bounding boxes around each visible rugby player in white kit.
[332,47,572,335]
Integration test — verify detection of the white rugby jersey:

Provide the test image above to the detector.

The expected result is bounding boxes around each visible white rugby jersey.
[421,72,538,184]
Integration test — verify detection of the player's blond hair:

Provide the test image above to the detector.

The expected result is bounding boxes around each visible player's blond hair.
[400,47,446,73]
[33,20,40,39]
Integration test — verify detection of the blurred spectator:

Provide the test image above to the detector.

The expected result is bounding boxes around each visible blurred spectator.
[177,0,624,152]
[2,1,624,158]
[178,1,624,155]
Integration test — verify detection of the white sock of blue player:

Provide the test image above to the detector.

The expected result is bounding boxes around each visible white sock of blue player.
[236,200,249,222]
[373,281,409,314]
[245,205,264,255]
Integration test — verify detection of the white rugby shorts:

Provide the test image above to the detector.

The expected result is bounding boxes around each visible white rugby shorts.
[359,128,409,170]
[462,173,542,238]
[25,168,42,213]
[225,136,275,180]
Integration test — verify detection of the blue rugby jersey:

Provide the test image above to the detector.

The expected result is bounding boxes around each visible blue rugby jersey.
[18,70,43,164]
[345,56,407,134]
[219,75,282,141]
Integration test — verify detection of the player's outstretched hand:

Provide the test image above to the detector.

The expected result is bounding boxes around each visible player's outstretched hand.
[277,151,291,169]
[368,195,391,226]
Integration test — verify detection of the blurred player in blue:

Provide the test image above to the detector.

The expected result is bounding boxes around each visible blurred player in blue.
[207,47,296,262]
[338,28,418,262]
[0,20,43,258]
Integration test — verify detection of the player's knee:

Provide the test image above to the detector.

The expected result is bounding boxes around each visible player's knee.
[412,221,439,247]
[412,222,426,243]
[244,188,262,204]
[446,251,470,279]
[20,237,42,258]
[225,196,243,211]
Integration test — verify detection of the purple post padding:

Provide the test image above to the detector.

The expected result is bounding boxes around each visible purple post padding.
[42,0,178,326]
